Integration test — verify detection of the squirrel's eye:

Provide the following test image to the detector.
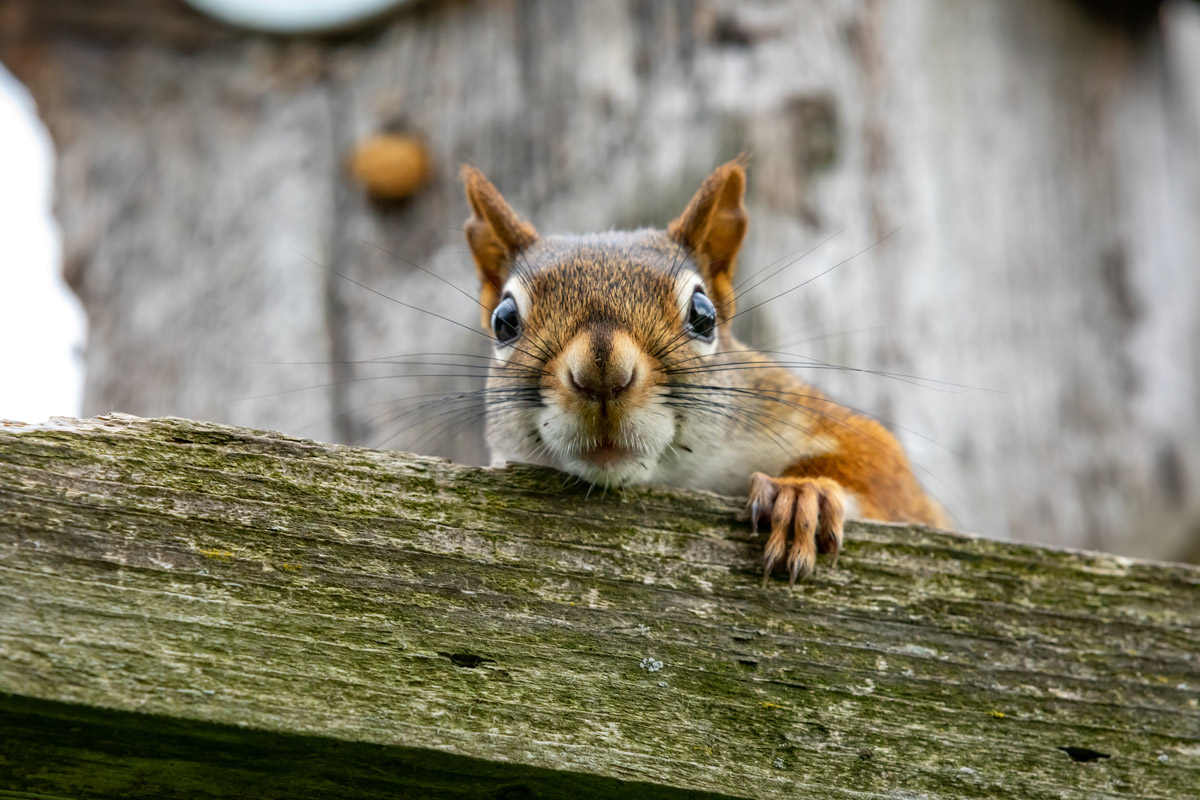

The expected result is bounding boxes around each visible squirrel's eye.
[686,291,717,342]
[491,295,522,345]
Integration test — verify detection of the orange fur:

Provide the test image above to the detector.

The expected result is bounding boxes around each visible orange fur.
[667,157,749,321]
[462,166,539,327]
[787,408,948,527]
[739,352,947,527]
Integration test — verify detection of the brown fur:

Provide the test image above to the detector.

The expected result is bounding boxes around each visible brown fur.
[463,160,946,581]
[462,166,539,327]
[667,157,749,321]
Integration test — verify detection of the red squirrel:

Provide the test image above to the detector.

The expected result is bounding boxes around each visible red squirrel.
[462,159,947,584]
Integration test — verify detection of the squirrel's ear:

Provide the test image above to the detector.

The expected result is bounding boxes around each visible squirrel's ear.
[462,166,539,327]
[668,158,749,321]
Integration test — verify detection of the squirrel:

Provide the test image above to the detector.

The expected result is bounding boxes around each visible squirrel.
[461,159,948,585]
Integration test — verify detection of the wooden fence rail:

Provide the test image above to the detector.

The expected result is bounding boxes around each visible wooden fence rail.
[1,414,1197,798]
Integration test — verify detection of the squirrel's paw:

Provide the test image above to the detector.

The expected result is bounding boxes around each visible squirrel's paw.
[747,473,846,586]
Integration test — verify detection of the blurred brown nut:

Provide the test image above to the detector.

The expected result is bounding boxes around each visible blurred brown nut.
[349,135,430,199]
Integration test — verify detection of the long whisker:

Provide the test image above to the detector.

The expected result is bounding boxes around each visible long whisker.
[355,237,486,312]
[362,384,543,448]
[290,247,554,368]
[411,396,544,453]
[289,385,536,436]
[237,370,540,402]
[653,225,906,364]
[662,391,813,456]
[671,381,968,464]
[731,221,854,300]
[667,381,963,511]
[253,356,546,381]
[374,394,542,453]
[760,323,908,354]
[665,360,983,394]
[729,224,905,326]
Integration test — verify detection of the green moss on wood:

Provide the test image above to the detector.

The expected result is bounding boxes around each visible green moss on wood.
[1,415,1198,799]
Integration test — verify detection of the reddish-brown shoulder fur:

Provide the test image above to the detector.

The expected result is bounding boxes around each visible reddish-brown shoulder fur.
[786,400,948,527]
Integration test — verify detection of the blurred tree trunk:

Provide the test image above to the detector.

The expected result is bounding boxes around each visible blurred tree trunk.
[2,0,1199,560]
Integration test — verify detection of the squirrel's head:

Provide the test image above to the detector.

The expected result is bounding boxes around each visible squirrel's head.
[462,160,748,486]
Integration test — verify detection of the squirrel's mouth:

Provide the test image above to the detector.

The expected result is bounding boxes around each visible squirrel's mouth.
[578,438,638,468]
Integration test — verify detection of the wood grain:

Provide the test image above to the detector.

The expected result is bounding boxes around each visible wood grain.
[1,415,1197,798]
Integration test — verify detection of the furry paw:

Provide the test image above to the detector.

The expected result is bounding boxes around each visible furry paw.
[747,473,846,586]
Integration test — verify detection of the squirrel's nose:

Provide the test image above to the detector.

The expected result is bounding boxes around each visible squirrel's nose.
[568,365,636,404]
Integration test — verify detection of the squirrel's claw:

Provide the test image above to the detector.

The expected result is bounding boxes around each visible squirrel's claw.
[786,482,819,587]
[748,472,847,586]
[816,489,846,568]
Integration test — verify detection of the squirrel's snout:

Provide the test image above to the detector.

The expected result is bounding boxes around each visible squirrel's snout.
[559,328,643,409]
[568,365,636,403]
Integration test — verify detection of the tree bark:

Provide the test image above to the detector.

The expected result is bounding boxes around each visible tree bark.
[1,414,1198,799]
[2,0,1199,561]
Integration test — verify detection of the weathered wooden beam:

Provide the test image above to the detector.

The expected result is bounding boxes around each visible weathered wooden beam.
[7,0,1200,559]
[1,414,1197,799]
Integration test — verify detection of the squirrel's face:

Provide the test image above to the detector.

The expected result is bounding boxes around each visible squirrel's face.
[486,232,722,485]
[462,161,748,486]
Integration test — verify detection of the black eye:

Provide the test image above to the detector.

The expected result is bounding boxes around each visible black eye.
[491,295,522,345]
[686,291,717,341]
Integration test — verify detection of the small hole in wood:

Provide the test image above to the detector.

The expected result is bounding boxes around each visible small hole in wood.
[1058,746,1110,763]
[438,652,494,669]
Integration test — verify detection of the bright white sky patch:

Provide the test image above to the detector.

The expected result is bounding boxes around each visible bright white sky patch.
[0,66,85,423]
